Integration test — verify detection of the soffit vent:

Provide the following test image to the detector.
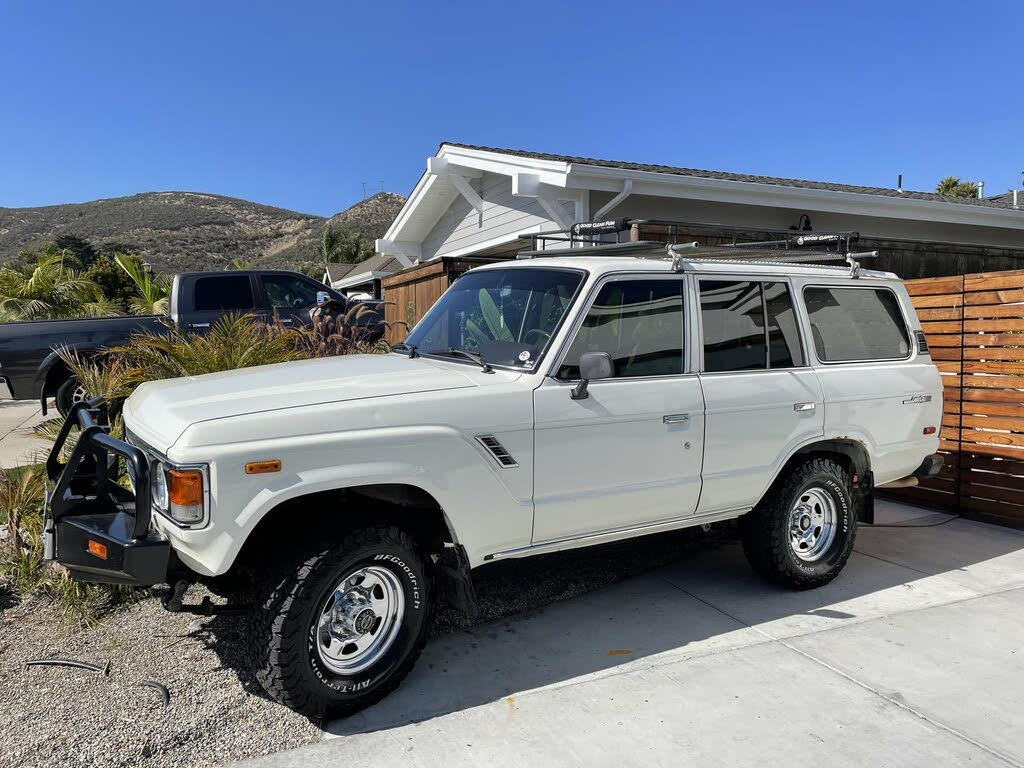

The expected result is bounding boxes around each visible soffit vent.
[476,435,519,468]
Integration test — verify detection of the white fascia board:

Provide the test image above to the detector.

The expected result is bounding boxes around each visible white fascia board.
[439,145,570,188]
[374,238,420,267]
[333,270,394,290]
[568,164,1024,231]
[381,171,439,242]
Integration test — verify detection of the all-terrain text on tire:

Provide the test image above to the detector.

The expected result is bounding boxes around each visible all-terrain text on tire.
[251,526,432,718]
[741,458,856,589]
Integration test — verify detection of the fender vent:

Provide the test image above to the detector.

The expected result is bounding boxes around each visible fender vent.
[476,435,519,468]
[915,330,929,354]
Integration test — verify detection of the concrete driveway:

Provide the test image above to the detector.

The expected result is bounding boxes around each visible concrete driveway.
[241,500,1024,768]
[0,396,52,468]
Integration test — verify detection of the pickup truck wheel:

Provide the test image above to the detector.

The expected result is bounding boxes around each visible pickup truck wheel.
[251,526,432,718]
[740,458,856,590]
[56,376,89,417]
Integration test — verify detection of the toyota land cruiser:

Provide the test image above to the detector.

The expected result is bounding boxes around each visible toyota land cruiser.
[43,239,943,718]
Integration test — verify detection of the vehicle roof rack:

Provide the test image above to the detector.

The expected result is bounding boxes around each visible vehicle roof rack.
[516,226,878,277]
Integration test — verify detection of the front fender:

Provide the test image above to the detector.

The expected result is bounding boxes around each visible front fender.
[156,425,534,576]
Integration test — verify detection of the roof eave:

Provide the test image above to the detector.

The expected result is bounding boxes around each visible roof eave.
[567,163,1024,230]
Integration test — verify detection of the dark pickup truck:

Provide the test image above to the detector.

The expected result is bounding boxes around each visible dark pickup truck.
[0,269,378,415]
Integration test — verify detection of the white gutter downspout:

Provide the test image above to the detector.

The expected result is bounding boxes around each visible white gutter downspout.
[593,179,634,220]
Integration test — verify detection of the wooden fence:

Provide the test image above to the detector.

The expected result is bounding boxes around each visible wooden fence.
[884,269,1024,528]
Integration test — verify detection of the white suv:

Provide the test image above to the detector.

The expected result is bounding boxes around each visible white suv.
[46,242,943,718]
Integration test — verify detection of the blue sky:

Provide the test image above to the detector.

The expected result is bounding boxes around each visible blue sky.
[1,1,1020,216]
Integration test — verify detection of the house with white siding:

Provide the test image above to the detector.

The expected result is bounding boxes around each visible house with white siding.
[375,143,1024,333]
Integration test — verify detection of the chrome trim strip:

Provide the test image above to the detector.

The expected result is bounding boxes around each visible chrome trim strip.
[484,506,749,561]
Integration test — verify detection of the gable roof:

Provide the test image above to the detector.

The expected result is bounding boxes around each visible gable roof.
[325,252,403,289]
[443,143,1022,211]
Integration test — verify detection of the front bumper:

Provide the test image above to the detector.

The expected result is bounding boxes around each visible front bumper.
[44,401,170,586]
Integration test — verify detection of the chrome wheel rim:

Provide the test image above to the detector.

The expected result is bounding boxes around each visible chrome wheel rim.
[71,382,88,405]
[789,486,837,562]
[315,565,405,675]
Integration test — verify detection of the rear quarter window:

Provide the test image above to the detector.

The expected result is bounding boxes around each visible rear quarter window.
[803,286,911,362]
[193,275,256,312]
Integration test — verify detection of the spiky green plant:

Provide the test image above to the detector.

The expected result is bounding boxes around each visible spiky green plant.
[115,253,170,315]
[113,312,303,380]
[0,253,118,321]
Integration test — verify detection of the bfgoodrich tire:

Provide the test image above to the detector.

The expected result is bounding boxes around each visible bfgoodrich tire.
[252,526,432,718]
[740,458,856,590]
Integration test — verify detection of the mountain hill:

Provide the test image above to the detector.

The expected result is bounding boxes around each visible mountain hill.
[0,191,405,273]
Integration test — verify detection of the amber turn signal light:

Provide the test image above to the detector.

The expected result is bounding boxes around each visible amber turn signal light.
[168,469,204,507]
[87,540,108,560]
[245,460,281,475]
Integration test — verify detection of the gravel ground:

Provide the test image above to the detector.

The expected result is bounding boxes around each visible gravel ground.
[0,587,321,768]
[0,524,731,768]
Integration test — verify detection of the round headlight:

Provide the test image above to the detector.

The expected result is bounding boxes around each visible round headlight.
[151,463,169,511]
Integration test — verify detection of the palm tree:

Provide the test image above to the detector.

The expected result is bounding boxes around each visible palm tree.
[115,254,170,315]
[319,225,373,265]
[0,253,117,321]
[936,176,979,199]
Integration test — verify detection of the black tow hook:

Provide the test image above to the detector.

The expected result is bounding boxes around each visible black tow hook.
[156,580,250,616]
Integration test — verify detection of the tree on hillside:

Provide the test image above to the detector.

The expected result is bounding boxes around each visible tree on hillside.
[84,253,145,312]
[227,257,253,270]
[936,176,980,199]
[0,254,117,321]
[54,234,99,267]
[116,254,170,315]
[319,224,373,265]
[97,240,141,260]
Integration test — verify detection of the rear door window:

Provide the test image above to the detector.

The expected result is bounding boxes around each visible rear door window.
[803,286,911,362]
[193,275,257,312]
[699,280,803,372]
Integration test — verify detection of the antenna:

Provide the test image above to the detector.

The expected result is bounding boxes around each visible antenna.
[361,181,368,198]
[379,180,384,194]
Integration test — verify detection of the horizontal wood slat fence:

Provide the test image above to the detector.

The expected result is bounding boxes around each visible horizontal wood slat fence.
[883,269,1024,528]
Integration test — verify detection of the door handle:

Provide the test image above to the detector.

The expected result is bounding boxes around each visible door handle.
[794,402,816,412]
[188,322,211,329]
[279,317,293,325]
[663,414,690,425]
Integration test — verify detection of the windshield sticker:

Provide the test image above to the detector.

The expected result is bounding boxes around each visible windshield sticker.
[518,351,531,362]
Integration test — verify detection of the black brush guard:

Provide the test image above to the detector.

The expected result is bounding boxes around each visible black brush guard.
[44,400,170,586]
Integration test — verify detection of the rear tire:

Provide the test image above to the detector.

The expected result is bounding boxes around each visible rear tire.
[251,526,432,718]
[740,458,856,589]
[55,376,89,417]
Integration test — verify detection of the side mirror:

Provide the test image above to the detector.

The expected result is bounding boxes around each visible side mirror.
[316,290,330,306]
[571,352,615,400]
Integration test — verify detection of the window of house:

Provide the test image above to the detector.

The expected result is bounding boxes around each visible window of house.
[558,279,684,379]
[193,275,256,312]
[700,280,803,372]
[803,286,910,361]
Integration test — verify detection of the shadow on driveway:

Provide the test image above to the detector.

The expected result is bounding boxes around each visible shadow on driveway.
[193,502,1024,736]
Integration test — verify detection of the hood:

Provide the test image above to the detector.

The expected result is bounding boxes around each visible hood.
[123,354,476,450]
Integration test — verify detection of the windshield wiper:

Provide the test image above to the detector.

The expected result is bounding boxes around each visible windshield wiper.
[392,342,418,358]
[427,347,493,373]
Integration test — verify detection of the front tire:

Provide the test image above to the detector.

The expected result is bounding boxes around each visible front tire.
[741,458,856,589]
[55,376,89,417]
[252,526,432,718]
